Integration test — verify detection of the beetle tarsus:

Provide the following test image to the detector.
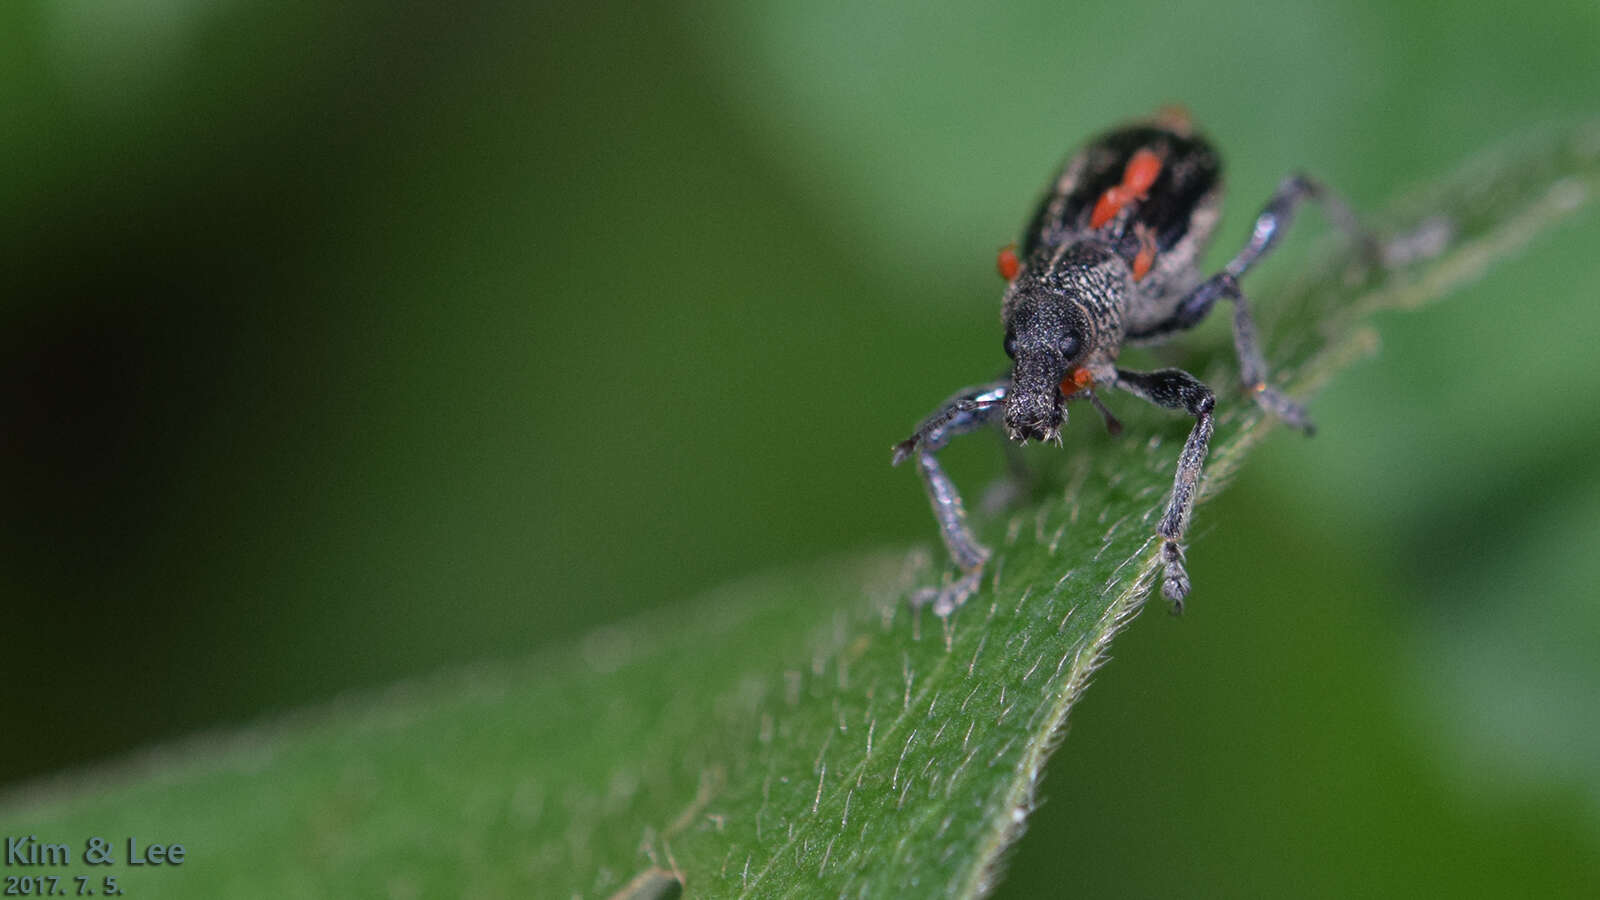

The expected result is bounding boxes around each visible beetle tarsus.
[1160,540,1190,610]
[912,567,986,617]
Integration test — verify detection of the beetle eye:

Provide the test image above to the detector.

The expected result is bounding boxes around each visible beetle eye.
[1003,330,1017,359]
[1058,332,1082,360]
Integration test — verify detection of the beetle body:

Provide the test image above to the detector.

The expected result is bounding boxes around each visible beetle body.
[895,110,1376,613]
[1001,118,1223,442]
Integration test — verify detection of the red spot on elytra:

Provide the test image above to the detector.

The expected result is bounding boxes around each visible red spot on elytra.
[1090,148,1164,229]
[997,245,1020,280]
[1132,224,1158,281]
[1122,149,1162,195]
[1089,193,1121,229]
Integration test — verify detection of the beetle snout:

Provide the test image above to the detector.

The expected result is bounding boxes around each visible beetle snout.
[1004,362,1067,443]
[1005,336,1074,442]
[1004,394,1065,443]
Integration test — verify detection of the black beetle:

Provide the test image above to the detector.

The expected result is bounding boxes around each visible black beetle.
[894,108,1378,614]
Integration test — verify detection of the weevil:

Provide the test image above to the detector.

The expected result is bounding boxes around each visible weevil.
[893,108,1377,614]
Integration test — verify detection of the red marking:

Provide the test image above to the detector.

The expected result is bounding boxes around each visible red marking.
[996,245,1020,281]
[1132,224,1158,281]
[1089,191,1124,229]
[1059,366,1095,397]
[1089,148,1165,229]
[1123,149,1162,195]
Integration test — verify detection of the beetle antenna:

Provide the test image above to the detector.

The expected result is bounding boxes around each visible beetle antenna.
[1086,390,1124,436]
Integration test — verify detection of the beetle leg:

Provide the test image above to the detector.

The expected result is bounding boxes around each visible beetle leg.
[1132,172,1378,337]
[1216,176,1372,425]
[1171,273,1317,432]
[1221,173,1379,280]
[1166,173,1374,324]
[1224,276,1315,431]
[1112,368,1216,610]
[892,381,1008,585]
[1142,172,1377,430]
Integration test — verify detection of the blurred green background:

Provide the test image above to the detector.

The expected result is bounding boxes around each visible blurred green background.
[3,0,1597,895]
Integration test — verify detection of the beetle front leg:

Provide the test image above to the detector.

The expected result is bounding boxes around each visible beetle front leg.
[892,382,1008,607]
[1113,368,1216,610]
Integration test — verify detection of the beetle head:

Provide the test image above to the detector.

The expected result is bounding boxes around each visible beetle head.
[1001,282,1091,444]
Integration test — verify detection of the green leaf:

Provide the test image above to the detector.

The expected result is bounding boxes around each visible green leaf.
[5,122,1597,900]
